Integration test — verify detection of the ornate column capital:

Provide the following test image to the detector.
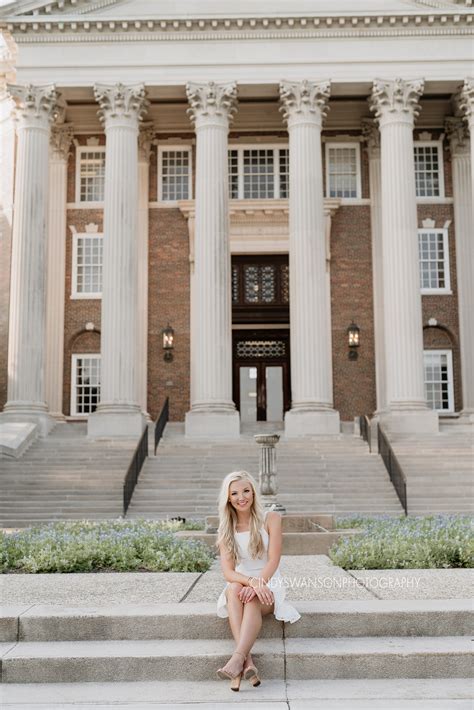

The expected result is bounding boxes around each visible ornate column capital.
[138,122,155,162]
[279,79,331,128]
[94,83,148,129]
[8,83,60,129]
[361,118,381,158]
[445,116,470,157]
[457,78,474,128]
[50,123,74,161]
[186,81,238,129]
[370,78,424,127]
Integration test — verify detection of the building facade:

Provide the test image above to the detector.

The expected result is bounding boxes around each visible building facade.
[0,0,473,439]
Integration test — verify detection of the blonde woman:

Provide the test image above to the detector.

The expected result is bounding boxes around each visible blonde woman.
[216,470,300,690]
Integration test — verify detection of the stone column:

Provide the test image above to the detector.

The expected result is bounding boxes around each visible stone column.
[445,116,473,423]
[88,83,148,438]
[184,81,240,438]
[362,118,386,415]
[44,122,74,420]
[137,123,154,420]
[458,78,474,222]
[370,78,437,433]
[2,84,59,435]
[280,80,340,436]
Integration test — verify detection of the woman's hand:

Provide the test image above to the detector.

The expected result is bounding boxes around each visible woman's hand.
[238,586,256,603]
[250,580,274,606]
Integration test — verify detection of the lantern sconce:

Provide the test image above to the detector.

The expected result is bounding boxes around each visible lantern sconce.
[347,321,360,361]
[162,324,174,362]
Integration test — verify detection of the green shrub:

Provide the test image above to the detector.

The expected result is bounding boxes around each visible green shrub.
[0,519,213,574]
[329,514,474,569]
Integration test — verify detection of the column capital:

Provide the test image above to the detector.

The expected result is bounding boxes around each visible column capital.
[186,81,238,128]
[8,83,60,129]
[279,79,330,128]
[445,116,470,157]
[50,123,74,161]
[361,118,381,157]
[457,78,474,128]
[370,78,424,127]
[138,122,155,162]
[94,82,148,129]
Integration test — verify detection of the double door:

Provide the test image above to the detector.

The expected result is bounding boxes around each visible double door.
[233,331,290,422]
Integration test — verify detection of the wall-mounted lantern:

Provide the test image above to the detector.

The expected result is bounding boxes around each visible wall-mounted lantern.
[347,321,360,360]
[162,324,174,362]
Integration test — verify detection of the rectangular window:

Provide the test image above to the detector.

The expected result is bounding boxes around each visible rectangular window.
[158,147,192,202]
[418,229,451,294]
[72,234,103,298]
[423,350,454,413]
[326,143,361,198]
[414,142,444,197]
[76,147,106,203]
[71,354,101,416]
[228,145,289,199]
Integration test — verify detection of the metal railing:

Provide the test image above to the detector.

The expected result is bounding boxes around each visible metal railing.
[123,425,148,516]
[359,414,371,452]
[154,397,169,455]
[378,425,408,515]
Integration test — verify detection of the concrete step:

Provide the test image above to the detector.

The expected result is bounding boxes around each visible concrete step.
[2,635,470,683]
[4,600,469,643]
[0,678,472,708]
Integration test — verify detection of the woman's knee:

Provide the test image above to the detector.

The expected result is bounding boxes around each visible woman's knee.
[226,582,244,600]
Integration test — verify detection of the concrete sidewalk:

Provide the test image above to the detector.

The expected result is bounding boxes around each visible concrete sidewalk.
[1,555,472,605]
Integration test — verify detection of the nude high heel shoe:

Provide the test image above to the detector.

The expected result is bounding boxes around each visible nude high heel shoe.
[216,650,246,684]
[243,662,261,687]
[230,672,242,691]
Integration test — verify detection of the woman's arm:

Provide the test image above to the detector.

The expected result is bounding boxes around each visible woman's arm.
[250,511,282,586]
[219,542,253,586]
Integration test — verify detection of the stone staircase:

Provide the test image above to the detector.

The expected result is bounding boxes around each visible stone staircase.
[0,423,138,528]
[1,600,471,689]
[126,423,404,520]
[388,430,474,515]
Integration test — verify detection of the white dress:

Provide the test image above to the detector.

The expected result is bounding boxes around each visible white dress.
[216,509,301,624]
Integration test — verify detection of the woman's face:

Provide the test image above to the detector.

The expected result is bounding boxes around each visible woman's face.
[228,479,254,513]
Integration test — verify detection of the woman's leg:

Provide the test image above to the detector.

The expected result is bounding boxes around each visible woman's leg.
[224,583,257,672]
[221,597,274,676]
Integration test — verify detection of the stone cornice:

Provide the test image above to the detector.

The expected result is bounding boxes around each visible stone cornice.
[2,11,473,43]
[178,198,341,222]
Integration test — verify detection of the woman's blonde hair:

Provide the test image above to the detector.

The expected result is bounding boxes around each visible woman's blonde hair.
[216,470,265,565]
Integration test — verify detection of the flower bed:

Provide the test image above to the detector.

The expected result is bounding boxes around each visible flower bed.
[330,514,473,569]
[0,518,213,574]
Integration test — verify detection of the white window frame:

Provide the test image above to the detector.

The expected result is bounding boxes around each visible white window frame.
[71,232,103,299]
[71,354,101,417]
[157,145,193,204]
[325,142,362,199]
[414,140,445,199]
[423,349,454,414]
[228,144,289,200]
[75,146,106,205]
[418,228,451,295]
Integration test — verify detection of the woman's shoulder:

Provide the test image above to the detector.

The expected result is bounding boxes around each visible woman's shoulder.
[263,508,282,532]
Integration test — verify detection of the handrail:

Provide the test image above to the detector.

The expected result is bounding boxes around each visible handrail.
[154,397,169,455]
[359,414,371,452]
[378,425,408,515]
[123,425,148,516]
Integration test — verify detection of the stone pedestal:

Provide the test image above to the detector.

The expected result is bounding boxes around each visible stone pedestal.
[371,78,438,434]
[184,81,240,439]
[2,84,58,436]
[88,83,148,438]
[280,80,340,437]
[45,123,73,421]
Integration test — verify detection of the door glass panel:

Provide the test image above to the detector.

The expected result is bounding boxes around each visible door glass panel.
[240,366,257,422]
[266,366,283,421]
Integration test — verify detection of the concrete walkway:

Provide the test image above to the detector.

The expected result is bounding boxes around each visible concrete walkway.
[1,555,472,605]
